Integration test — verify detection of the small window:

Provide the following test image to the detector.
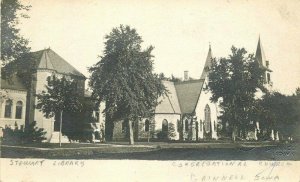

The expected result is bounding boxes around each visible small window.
[15,101,23,119]
[4,100,13,118]
[266,61,269,68]
[145,120,150,132]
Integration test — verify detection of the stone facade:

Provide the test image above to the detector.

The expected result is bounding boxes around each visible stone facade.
[0,89,27,129]
[1,48,86,141]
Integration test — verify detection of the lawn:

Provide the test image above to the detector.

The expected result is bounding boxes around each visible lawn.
[1,141,298,160]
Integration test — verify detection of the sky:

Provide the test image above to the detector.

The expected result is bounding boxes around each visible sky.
[19,0,300,95]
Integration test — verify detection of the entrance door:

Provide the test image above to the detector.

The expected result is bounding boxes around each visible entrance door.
[162,119,168,140]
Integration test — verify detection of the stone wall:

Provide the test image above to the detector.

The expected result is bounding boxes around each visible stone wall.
[34,70,55,141]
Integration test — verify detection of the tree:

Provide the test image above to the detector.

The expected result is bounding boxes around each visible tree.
[89,25,166,145]
[207,46,265,142]
[170,74,181,82]
[258,91,300,141]
[36,76,83,146]
[1,0,31,75]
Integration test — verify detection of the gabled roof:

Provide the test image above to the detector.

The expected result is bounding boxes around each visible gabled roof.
[155,81,181,114]
[174,79,205,114]
[16,48,86,78]
[1,75,27,91]
[200,45,213,79]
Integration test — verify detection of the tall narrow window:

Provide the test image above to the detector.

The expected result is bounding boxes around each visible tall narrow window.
[162,119,168,133]
[4,100,13,118]
[200,120,202,131]
[145,119,150,132]
[267,73,270,84]
[15,101,23,119]
[122,120,127,133]
[185,119,189,131]
[204,104,211,132]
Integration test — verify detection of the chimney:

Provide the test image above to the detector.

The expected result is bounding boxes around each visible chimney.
[184,71,189,81]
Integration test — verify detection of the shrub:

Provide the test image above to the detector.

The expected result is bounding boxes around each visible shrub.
[23,121,47,143]
[157,129,168,141]
[168,123,177,140]
[2,121,46,144]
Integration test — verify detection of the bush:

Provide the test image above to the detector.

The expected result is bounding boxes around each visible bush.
[2,121,47,144]
[168,123,176,140]
[157,130,168,141]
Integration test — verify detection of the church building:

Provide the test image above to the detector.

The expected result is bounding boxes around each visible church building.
[107,38,273,141]
[108,45,219,141]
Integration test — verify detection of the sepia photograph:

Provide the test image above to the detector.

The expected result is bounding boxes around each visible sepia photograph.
[0,0,299,181]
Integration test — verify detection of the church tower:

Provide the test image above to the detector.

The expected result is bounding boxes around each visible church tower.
[200,44,213,80]
[255,37,273,90]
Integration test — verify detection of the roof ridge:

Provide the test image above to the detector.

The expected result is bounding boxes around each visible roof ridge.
[166,93,176,113]
[192,77,206,114]
[174,79,204,85]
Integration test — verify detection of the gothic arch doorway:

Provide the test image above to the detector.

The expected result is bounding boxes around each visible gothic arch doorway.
[162,119,168,140]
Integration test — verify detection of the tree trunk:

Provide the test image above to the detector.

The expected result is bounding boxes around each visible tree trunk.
[232,125,237,142]
[128,120,134,145]
[59,110,63,147]
[147,126,150,143]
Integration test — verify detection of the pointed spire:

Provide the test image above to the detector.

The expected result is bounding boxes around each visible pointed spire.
[200,44,213,79]
[255,36,267,67]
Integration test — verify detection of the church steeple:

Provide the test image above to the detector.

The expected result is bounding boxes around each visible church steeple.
[200,43,213,79]
[255,36,268,68]
[255,36,273,87]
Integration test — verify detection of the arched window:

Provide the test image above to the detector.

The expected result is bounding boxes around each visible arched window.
[204,104,211,132]
[15,101,23,119]
[185,119,189,131]
[162,119,168,133]
[4,100,13,118]
[145,119,150,132]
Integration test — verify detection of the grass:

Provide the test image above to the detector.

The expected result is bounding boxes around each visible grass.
[2,140,295,160]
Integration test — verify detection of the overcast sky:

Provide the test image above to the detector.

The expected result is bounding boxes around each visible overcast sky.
[20,0,300,94]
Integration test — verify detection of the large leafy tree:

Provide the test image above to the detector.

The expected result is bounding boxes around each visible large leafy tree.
[36,76,83,146]
[1,0,31,71]
[258,90,300,141]
[207,46,265,141]
[89,25,166,145]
